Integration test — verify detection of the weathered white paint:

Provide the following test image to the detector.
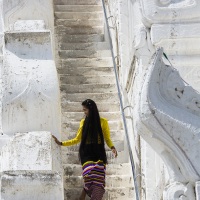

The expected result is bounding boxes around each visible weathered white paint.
[138,48,200,199]
[139,0,200,26]
[3,0,54,32]
[1,171,64,200]
[13,20,46,32]
[0,131,62,172]
[106,0,200,199]
[163,182,195,200]
[0,132,64,200]
[2,28,61,139]
[0,1,63,199]
[151,23,200,55]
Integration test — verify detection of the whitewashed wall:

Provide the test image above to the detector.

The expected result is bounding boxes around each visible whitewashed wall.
[0,1,63,199]
[104,0,200,199]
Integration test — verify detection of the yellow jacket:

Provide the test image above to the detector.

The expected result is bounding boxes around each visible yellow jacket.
[62,117,114,149]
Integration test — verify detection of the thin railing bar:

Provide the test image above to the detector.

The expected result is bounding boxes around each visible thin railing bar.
[101,1,140,200]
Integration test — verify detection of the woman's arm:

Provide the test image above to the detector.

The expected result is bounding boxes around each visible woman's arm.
[52,119,84,146]
[102,118,117,157]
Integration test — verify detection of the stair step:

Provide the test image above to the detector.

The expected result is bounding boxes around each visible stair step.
[55,19,103,27]
[61,130,125,142]
[60,102,120,112]
[58,49,111,58]
[61,140,124,152]
[63,112,121,121]
[54,5,102,12]
[63,163,131,176]
[60,75,115,84]
[57,34,104,43]
[62,121,123,131]
[55,26,104,35]
[60,83,116,93]
[55,12,103,20]
[64,187,135,200]
[58,66,113,76]
[59,42,109,51]
[64,175,133,188]
[62,151,129,164]
[54,0,101,5]
[61,92,119,103]
[59,57,113,68]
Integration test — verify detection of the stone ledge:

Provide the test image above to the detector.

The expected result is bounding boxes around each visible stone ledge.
[1,170,64,200]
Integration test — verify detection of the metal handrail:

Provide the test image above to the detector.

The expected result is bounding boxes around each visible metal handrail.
[101,1,140,200]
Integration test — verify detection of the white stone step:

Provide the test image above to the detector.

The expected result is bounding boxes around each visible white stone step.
[59,42,109,51]
[60,75,115,84]
[60,101,120,112]
[62,121,123,131]
[64,175,133,188]
[59,57,113,68]
[57,34,104,43]
[61,140,124,152]
[61,130,125,142]
[61,92,119,103]
[63,111,121,121]
[54,5,102,12]
[64,187,135,200]
[58,49,111,58]
[54,0,101,5]
[55,26,104,35]
[60,83,116,93]
[55,19,103,27]
[55,12,103,20]
[61,151,129,164]
[63,163,131,176]
[58,66,113,76]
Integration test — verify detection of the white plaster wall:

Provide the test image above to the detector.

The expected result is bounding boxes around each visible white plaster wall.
[0,131,62,172]
[2,31,61,139]
[107,0,200,198]
[1,171,64,200]
[0,0,3,136]
[105,1,169,199]
[3,0,54,32]
[139,0,200,26]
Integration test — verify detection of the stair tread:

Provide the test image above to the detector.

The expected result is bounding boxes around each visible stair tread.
[54,0,101,5]
[54,5,103,12]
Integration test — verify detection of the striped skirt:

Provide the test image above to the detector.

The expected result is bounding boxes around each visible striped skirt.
[82,160,106,199]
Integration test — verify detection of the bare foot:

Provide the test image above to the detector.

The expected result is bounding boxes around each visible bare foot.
[79,189,86,200]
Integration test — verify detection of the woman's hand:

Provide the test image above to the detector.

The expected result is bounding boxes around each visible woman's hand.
[111,146,118,158]
[52,135,62,146]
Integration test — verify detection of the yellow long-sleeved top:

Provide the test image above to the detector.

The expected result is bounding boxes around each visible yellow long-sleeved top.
[62,117,114,149]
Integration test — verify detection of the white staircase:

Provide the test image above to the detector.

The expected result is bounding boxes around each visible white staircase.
[54,0,134,199]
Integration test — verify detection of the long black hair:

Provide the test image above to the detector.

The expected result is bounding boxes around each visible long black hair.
[79,99,107,164]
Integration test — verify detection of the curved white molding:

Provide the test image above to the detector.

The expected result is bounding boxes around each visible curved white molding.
[163,182,195,200]
[137,48,200,186]
[3,0,54,31]
[139,0,200,26]
[2,31,61,139]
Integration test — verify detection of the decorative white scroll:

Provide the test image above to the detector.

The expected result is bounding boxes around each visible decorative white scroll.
[2,28,61,138]
[136,48,200,198]
[139,0,200,25]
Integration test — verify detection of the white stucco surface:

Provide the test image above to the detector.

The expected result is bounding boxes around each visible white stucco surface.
[0,131,62,172]
[106,0,200,199]
[139,0,200,25]
[3,0,54,32]
[2,30,61,139]
[1,171,64,200]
